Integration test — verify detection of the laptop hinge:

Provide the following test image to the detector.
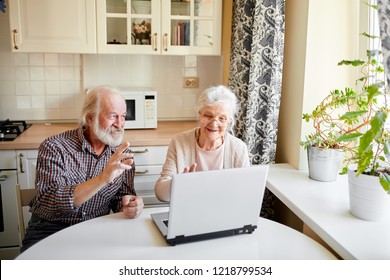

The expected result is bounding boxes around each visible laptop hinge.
[242,224,257,234]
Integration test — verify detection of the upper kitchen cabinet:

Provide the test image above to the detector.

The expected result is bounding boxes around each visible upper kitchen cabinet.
[9,0,97,53]
[96,0,222,55]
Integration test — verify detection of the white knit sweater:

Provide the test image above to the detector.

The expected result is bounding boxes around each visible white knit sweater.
[154,127,250,201]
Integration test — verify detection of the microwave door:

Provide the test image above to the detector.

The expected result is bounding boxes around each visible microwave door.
[124,97,144,129]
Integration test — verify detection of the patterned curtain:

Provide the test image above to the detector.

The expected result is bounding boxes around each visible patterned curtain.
[378,0,390,86]
[228,0,285,219]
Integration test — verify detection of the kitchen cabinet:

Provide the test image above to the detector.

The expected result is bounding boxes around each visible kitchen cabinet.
[0,151,20,260]
[9,0,97,53]
[96,0,222,55]
[15,150,37,246]
[16,150,37,190]
[14,146,168,207]
[131,145,168,207]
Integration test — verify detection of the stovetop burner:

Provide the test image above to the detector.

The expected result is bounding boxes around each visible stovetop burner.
[0,119,32,141]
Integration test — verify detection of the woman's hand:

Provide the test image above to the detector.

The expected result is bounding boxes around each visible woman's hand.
[183,163,197,173]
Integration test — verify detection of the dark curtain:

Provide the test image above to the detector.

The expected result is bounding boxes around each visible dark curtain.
[229,0,285,219]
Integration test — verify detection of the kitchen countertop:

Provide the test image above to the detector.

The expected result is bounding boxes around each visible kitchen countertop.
[0,121,198,150]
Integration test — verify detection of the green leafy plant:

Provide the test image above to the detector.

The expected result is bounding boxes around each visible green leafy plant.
[300,85,371,152]
[336,38,390,194]
[301,30,390,193]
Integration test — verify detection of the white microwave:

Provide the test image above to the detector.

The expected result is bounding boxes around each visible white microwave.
[119,88,157,129]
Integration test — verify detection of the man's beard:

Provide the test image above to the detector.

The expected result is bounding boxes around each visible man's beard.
[92,120,124,146]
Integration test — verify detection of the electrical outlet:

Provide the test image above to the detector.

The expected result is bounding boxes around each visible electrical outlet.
[183,77,199,88]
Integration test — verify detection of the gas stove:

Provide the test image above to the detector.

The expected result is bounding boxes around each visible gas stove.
[0,119,32,141]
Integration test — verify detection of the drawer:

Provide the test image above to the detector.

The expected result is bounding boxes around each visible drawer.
[134,165,161,191]
[134,174,159,192]
[134,179,165,207]
[134,165,162,176]
[131,146,168,165]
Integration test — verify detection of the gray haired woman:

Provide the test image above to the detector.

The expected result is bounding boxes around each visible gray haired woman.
[154,85,250,202]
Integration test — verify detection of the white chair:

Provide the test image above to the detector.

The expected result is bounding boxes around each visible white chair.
[15,184,36,244]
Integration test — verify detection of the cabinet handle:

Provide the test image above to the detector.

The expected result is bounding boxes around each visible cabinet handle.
[153,33,158,51]
[0,174,8,181]
[19,153,25,173]
[163,33,168,52]
[135,169,149,175]
[12,29,19,50]
[131,148,149,154]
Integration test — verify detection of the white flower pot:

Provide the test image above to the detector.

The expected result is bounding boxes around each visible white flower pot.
[307,146,342,182]
[348,164,390,221]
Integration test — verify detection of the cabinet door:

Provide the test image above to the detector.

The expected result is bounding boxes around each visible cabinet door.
[16,150,38,190]
[161,0,222,55]
[9,0,97,53]
[96,0,221,55]
[97,0,160,54]
[131,145,168,207]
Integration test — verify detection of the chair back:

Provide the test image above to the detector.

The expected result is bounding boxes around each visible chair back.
[15,184,36,244]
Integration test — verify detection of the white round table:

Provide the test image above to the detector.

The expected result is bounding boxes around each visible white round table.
[17,207,336,260]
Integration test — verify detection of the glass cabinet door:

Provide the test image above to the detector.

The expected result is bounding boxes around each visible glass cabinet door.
[98,0,159,54]
[97,0,221,55]
[163,0,220,55]
[107,0,153,46]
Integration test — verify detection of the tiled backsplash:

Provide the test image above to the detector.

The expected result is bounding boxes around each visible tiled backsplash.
[0,9,223,122]
[83,54,223,121]
[0,52,83,121]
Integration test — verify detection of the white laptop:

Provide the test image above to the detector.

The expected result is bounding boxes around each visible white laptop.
[151,165,269,245]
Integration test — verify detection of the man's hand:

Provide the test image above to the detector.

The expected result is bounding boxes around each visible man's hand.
[122,195,144,218]
[101,142,134,184]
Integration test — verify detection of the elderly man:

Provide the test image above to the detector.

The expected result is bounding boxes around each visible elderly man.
[21,86,144,253]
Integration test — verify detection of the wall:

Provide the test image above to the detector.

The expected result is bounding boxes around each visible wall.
[222,0,232,85]
[276,0,361,169]
[82,54,222,120]
[0,2,223,122]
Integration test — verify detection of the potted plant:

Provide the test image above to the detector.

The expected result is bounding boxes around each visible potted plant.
[300,72,373,182]
[301,20,390,219]
[339,50,390,220]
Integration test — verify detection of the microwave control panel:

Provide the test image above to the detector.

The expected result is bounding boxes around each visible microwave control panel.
[145,96,156,122]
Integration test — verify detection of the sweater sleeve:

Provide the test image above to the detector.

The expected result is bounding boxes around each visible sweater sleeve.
[154,128,197,201]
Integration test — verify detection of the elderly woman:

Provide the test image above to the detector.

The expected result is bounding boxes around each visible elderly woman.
[154,85,250,202]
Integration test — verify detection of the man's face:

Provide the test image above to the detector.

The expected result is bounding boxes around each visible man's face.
[92,94,127,146]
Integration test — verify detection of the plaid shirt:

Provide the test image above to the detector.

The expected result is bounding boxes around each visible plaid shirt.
[29,128,136,225]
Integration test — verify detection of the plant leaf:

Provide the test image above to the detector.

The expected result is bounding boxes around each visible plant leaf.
[365,83,382,100]
[367,49,382,57]
[338,60,365,66]
[385,141,390,163]
[379,173,390,194]
[339,110,368,120]
[340,166,348,175]
[370,111,388,138]
[358,111,387,155]
[358,130,374,154]
[337,132,362,142]
[361,32,379,39]
[357,149,373,175]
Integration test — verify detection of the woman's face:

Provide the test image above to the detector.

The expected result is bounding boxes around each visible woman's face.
[198,102,231,142]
